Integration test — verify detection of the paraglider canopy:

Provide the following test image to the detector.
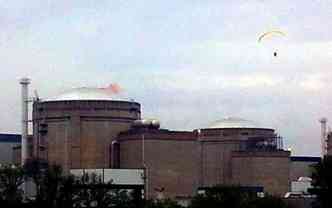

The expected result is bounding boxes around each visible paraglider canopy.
[258,30,286,57]
[258,30,286,42]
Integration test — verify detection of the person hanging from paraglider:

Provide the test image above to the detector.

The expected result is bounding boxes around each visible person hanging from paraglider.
[258,30,286,57]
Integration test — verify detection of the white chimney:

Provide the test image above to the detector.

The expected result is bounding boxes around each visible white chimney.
[20,78,30,165]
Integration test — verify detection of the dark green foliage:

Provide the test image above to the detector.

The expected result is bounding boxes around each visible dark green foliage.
[71,173,135,208]
[23,158,64,207]
[23,158,49,203]
[246,195,289,208]
[107,190,136,208]
[311,156,332,208]
[0,159,142,208]
[144,199,184,208]
[57,175,79,208]
[189,185,288,208]
[190,186,254,208]
[0,164,24,207]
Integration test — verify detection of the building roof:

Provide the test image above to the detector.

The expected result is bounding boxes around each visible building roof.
[0,134,21,143]
[44,87,130,102]
[290,156,321,162]
[206,117,272,130]
[118,128,195,141]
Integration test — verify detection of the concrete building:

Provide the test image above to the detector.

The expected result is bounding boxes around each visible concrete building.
[118,117,290,198]
[26,87,319,199]
[32,87,140,172]
[289,156,321,182]
[0,134,21,164]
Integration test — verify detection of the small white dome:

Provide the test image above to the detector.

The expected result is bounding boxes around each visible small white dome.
[133,119,160,129]
[207,117,270,129]
[298,177,312,182]
[45,87,129,102]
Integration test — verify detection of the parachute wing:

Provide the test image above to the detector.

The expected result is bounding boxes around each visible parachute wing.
[258,30,286,42]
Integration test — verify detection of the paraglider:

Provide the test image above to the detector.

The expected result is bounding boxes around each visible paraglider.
[258,30,286,57]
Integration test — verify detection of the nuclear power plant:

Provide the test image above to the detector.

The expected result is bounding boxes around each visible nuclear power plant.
[32,87,141,171]
[8,78,327,200]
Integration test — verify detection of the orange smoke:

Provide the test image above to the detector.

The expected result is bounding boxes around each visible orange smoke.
[101,83,122,94]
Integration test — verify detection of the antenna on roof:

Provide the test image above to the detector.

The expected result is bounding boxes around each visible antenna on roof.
[34,90,40,101]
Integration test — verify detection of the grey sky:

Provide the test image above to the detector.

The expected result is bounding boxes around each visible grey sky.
[1,0,332,156]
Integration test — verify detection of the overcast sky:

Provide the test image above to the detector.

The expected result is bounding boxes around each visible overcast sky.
[1,0,332,156]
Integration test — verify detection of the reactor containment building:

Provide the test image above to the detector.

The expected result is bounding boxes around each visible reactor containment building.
[12,86,320,200]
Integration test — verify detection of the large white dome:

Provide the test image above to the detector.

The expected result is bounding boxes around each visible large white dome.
[45,87,129,102]
[207,117,271,129]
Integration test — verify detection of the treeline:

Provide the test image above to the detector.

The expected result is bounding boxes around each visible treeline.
[0,156,331,208]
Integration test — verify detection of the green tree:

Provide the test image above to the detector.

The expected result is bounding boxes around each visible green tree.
[41,164,64,207]
[21,158,143,208]
[23,157,49,203]
[189,185,288,208]
[23,158,66,208]
[0,164,24,207]
[74,173,112,208]
[144,199,184,208]
[68,172,137,208]
[311,156,332,208]
[247,195,288,208]
[57,175,78,208]
[190,186,254,208]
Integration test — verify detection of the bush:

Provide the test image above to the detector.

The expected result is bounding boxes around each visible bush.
[189,185,288,208]
[0,164,24,207]
[144,199,184,208]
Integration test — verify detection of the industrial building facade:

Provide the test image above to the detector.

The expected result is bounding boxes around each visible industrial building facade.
[0,134,21,164]
[32,90,141,171]
[24,87,297,199]
[117,122,290,198]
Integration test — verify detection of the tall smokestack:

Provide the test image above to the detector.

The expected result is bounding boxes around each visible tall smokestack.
[319,117,327,157]
[20,78,30,166]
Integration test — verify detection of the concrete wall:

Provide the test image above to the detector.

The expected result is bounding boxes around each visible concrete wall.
[231,151,290,196]
[33,100,140,172]
[198,127,277,187]
[284,198,315,208]
[118,127,289,198]
[0,142,19,164]
[118,130,198,199]
[289,157,320,182]
[0,134,21,165]
[200,141,239,186]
